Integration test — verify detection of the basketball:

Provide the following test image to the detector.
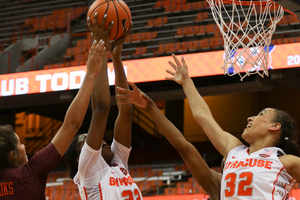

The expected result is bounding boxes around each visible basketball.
[87,0,131,40]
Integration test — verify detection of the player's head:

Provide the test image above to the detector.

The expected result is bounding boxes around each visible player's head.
[64,133,114,178]
[0,125,28,170]
[242,108,300,156]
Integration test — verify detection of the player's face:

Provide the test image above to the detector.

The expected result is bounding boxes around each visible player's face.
[242,108,276,144]
[14,133,28,167]
[101,140,114,165]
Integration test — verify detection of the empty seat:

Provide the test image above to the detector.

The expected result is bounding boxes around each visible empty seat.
[176,181,192,189]
[194,12,208,21]
[164,187,177,195]
[177,188,191,195]
[133,47,147,56]
[77,39,92,47]
[176,27,185,37]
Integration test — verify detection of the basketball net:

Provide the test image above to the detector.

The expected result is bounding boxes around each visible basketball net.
[206,0,284,81]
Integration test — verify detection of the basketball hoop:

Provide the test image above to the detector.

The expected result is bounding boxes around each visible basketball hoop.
[206,0,284,81]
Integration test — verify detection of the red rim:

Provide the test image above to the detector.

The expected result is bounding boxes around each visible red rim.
[220,0,271,6]
[213,0,295,16]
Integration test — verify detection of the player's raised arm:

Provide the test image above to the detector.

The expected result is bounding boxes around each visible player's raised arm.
[116,82,221,199]
[51,39,105,156]
[109,22,133,148]
[165,54,242,156]
[84,13,113,150]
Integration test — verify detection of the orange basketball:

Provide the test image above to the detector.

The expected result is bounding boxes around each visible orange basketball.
[87,0,131,40]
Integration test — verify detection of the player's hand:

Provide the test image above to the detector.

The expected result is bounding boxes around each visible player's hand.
[87,13,113,50]
[116,81,151,108]
[86,40,106,78]
[165,54,189,85]
[109,21,133,57]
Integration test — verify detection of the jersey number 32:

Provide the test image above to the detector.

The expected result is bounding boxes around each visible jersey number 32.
[225,172,253,197]
[122,189,141,200]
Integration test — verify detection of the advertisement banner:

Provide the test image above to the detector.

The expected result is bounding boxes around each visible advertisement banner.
[0,42,299,97]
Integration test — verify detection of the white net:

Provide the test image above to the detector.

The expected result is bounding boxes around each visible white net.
[206,0,284,80]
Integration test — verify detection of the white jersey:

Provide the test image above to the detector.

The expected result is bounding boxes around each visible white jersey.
[73,139,142,200]
[221,145,295,200]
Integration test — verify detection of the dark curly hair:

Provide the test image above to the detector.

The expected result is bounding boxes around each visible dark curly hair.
[273,109,300,157]
[64,134,83,179]
[0,125,19,170]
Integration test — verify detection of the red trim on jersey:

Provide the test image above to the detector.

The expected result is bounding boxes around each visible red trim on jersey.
[272,166,285,200]
[83,186,88,200]
[98,183,103,200]
[282,178,295,200]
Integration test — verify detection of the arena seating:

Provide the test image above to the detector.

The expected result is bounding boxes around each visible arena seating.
[1,0,300,199]
[1,0,300,71]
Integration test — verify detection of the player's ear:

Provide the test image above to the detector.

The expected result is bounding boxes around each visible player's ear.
[269,122,281,131]
[9,150,17,163]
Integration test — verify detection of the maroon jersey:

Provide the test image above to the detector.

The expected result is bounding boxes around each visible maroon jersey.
[0,143,62,200]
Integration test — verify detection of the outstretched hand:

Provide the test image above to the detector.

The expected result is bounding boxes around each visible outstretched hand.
[87,13,113,50]
[165,54,189,85]
[86,40,106,77]
[109,21,133,57]
[116,81,151,108]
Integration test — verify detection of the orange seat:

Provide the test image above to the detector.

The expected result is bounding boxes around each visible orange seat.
[133,47,147,55]
[205,24,218,33]
[37,22,47,31]
[271,39,277,45]
[77,39,91,47]
[166,42,181,53]
[176,27,185,37]
[164,188,177,195]
[195,12,208,21]
[47,20,55,30]
[156,44,167,54]
[164,5,174,13]
[192,40,201,50]
[146,19,155,27]
[177,188,191,195]
[174,0,187,4]
[181,41,188,51]
[283,38,290,44]
[192,184,206,194]
[71,61,85,66]
[186,26,198,36]
[176,182,191,189]
[151,31,157,39]
[175,4,186,12]
[153,1,164,8]
[185,3,193,11]
[56,20,66,28]
[278,16,289,26]
[212,37,223,48]
[197,25,206,35]
[131,33,140,42]
[74,53,89,61]
[186,41,194,50]
[288,15,299,24]
[174,163,188,171]
[154,17,168,26]
[276,38,284,44]
[138,32,146,41]
[125,34,132,43]
[145,31,157,40]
